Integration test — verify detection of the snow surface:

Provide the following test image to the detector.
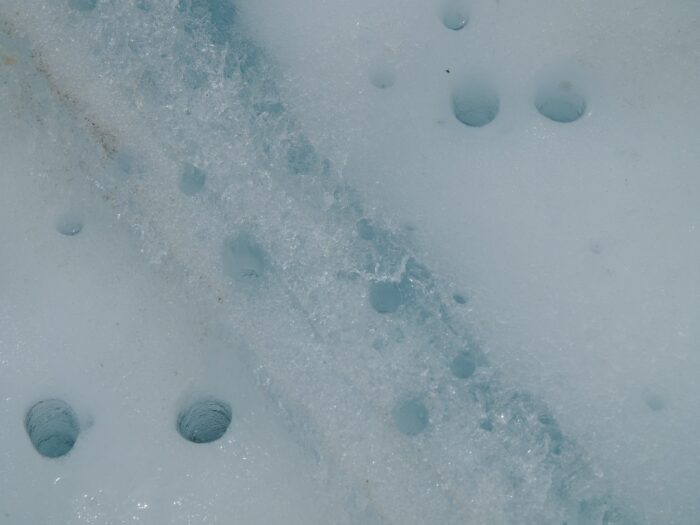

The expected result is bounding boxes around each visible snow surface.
[0,1,698,524]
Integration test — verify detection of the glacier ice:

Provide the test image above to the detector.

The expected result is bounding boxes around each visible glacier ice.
[0,0,697,523]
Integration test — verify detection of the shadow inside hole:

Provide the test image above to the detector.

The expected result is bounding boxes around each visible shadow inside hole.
[177,398,232,444]
[393,398,429,436]
[535,82,586,123]
[452,81,499,127]
[56,214,83,236]
[25,399,80,458]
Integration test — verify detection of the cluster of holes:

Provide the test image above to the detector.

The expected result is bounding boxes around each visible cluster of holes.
[25,396,232,458]
[368,276,481,435]
[364,5,587,128]
[450,78,587,128]
[65,0,590,449]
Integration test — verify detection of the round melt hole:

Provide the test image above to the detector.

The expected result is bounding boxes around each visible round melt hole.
[179,163,206,196]
[442,9,468,30]
[393,398,429,436]
[450,352,476,379]
[177,398,232,444]
[69,0,97,11]
[25,399,80,458]
[643,386,667,412]
[222,233,267,282]
[452,81,499,127]
[535,82,586,123]
[452,292,467,305]
[368,62,396,89]
[369,281,402,314]
[356,218,376,240]
[56,214,83,236]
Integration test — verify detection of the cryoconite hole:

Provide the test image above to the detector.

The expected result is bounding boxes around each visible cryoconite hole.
[452,292,467,305]
[56,215,83,236]
[643,387,667,411]
[535,82,586,123]
[222,233,266,281]
[68,0,97,11]
[25,399,80,458]
[356,218,376,240]
[452,82,499,127]
[393,398,429,436]
[368,63,396,89]
[179,163,206,196]
[287,137,318,175]
[369,281,402,314]
[177,399,232,444]
[442,9,468,30]
[450,352,476,379]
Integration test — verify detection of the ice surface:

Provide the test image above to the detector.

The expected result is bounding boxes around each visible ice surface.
[0,0,698,524]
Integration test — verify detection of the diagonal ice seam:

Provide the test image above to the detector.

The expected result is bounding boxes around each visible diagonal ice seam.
[0,1,642,524]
